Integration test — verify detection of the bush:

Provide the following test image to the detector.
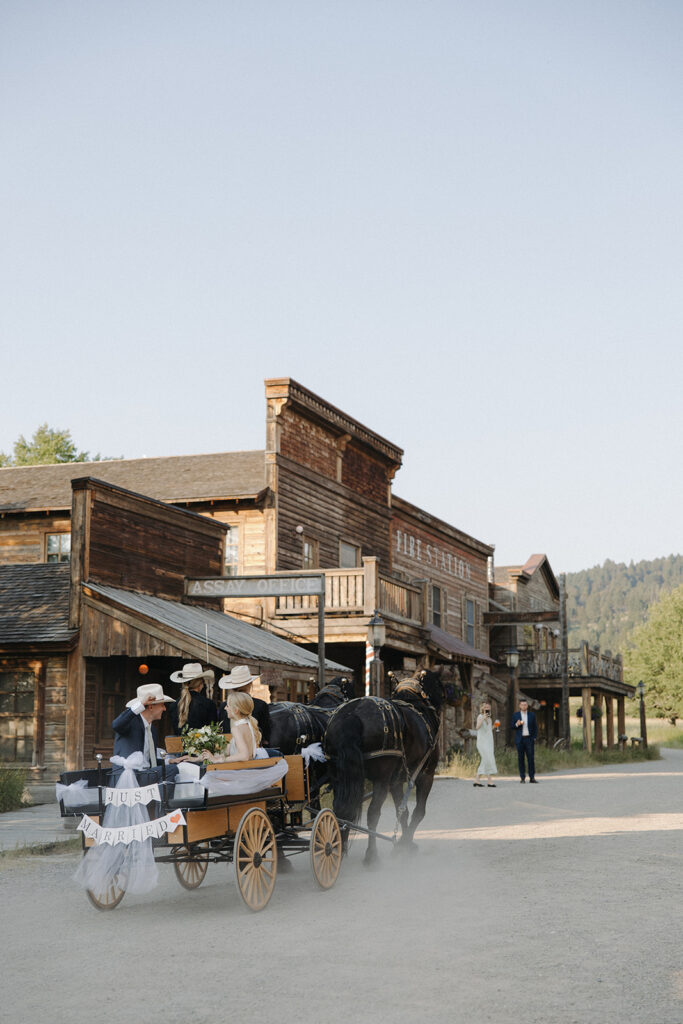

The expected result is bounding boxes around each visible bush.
[439,741,661,777]
[0,766,27,812]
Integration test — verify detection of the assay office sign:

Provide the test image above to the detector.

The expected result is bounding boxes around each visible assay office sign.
[185,573,326,599]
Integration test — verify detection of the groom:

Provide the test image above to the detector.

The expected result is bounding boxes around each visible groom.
[512,698,538,783]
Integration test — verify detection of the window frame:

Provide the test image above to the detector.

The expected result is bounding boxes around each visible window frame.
[223,523,240,577]
[45,532,71,563]
[339,540,361,569]
[0,665,36,763]
[302,536,319,570]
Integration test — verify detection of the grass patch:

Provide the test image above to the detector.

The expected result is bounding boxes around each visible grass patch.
[0,766,29,813]
[439,740,661,778]
[0,837,81,860]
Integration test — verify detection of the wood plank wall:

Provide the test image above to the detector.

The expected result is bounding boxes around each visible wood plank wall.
[75,479,226,601]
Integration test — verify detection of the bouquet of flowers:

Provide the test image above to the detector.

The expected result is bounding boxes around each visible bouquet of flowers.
[180,723,228,758]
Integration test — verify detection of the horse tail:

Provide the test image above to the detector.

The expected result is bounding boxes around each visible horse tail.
[328,715,365,825]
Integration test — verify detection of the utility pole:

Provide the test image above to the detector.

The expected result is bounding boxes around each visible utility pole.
[559,574,569,743]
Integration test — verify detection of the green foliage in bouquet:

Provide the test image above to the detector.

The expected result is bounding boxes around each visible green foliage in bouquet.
[180,723,228,758]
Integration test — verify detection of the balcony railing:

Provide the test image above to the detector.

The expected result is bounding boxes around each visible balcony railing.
[518,645,623,684]
[275,557,423,625]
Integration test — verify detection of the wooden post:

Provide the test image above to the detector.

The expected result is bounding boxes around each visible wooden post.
[605,696,615,748]
[362,556,378,616]
[559,575,570,742]
[545,703,554,745]
[594,693,603,751]
[65,645,86,770]
[582,687,592,752]
[617,696,626,744]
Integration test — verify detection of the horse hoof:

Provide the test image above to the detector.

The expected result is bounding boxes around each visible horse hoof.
[394,840,419,855]
[363,851,379,867]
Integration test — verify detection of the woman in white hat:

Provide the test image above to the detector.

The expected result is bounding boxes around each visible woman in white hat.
[217,665,271,746]
[169,663,218,734]
[201,691,266,763]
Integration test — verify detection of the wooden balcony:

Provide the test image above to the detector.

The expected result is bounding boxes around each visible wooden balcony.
[517,643,623,684]
[274,556,423,627]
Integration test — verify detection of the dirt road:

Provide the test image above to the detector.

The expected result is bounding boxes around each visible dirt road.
[3,749,682,1024]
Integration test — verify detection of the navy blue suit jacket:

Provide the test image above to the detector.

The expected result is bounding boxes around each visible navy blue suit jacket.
[512,710,537,746]
[112,707,159,760]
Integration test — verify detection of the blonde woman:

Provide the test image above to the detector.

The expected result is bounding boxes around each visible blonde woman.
[169,663,218,733]
[202,691,265,763]
[470,700,498,788]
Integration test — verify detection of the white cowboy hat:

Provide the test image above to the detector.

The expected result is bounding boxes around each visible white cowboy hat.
[218,665,259,690]
[169,663,214,684]
[126,683,174,707]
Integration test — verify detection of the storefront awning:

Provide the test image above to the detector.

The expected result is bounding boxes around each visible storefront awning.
[425,624,497,665]
[83,582,349,673]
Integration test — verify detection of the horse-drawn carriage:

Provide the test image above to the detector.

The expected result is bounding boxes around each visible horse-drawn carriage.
[58,749,343,912]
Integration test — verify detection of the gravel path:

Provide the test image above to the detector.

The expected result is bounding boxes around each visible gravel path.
[3,748,682,1024]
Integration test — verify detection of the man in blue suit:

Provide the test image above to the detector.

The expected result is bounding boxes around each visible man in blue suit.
[512,698,538,783]
[112,682,174,765]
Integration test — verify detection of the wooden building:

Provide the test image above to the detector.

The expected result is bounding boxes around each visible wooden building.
[0,477,344,782]
[0,377,497,763]
[489,554,634,748]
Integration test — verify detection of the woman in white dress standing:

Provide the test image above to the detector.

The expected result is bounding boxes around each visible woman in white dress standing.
[470,700,498,788]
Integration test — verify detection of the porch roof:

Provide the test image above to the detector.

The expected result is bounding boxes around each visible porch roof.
[84,582,349,672]
[425,624,496,665]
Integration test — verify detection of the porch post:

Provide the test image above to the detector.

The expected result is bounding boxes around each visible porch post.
[594,693,603,751]
[582,686,592,752]
[617,696,626,745]
[605,696,615,748]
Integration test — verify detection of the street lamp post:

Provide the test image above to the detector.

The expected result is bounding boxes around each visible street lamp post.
[368,610,386,697]
[506,648,519,744]
[637,680,648,749]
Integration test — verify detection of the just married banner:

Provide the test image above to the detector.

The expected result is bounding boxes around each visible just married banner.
[104,783,161,807]
[77,810,186,846]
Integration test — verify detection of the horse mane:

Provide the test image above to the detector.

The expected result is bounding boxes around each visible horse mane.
[393,670,444,711]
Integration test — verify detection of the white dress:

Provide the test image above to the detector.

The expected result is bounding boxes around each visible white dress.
[474,717,497,776]
[229,718,267,759]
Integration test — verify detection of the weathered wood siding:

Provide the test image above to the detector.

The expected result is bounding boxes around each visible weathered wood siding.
[74,478,226,601]
[0,515,70,564]
[391,499,491,652]
[276,457,392,571]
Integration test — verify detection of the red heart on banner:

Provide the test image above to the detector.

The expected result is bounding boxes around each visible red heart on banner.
[170,813,181,823]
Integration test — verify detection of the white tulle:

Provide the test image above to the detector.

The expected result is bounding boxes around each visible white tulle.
[56,778,91,808]
[301,742,326,768]
[201,759,289,798]
[73,753,159,896]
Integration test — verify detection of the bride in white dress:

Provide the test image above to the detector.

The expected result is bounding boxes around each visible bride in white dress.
[469,700,498,788]
[202,691,265,762]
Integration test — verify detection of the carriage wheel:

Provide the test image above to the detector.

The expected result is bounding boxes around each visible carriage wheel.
[174,847,209,890]
[310,808,342,890]
[86,877,126,911]
[234,807,277,912]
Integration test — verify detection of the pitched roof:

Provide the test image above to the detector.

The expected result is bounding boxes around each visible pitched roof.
[0,451,266,512]
[85,582,349,672]
[0,563,77,645]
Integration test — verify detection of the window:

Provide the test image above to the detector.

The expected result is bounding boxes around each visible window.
[302,537,319,570]
[339,541,361,568]
[46,533,70,563]
[224,525,239,576]
[465,599,475,647]
[0,670,35,762]
[431,585,443,628]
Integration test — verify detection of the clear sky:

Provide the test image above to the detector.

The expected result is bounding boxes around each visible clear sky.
[1,1,681,574]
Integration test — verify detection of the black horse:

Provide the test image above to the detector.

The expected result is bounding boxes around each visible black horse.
[268,676,355,755]
[323,670,448,864]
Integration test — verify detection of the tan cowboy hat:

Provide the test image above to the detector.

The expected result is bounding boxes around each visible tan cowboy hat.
[218,665,260,690]
[126,683,174,707]
[170,662,214,684]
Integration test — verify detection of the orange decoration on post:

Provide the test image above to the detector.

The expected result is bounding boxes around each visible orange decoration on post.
[138,664,149,675]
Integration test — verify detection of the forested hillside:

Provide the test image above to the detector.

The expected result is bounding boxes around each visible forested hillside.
[566,554,683,653]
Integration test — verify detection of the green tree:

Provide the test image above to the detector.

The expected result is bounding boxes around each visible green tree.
[624,585,683,724]
[0,424,107,466]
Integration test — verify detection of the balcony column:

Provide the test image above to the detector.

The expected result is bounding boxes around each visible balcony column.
[617,696,626,748]
[582,686,592,752]
[362,556,378,616]
[605,696,615,748]
[594,693,603,751]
